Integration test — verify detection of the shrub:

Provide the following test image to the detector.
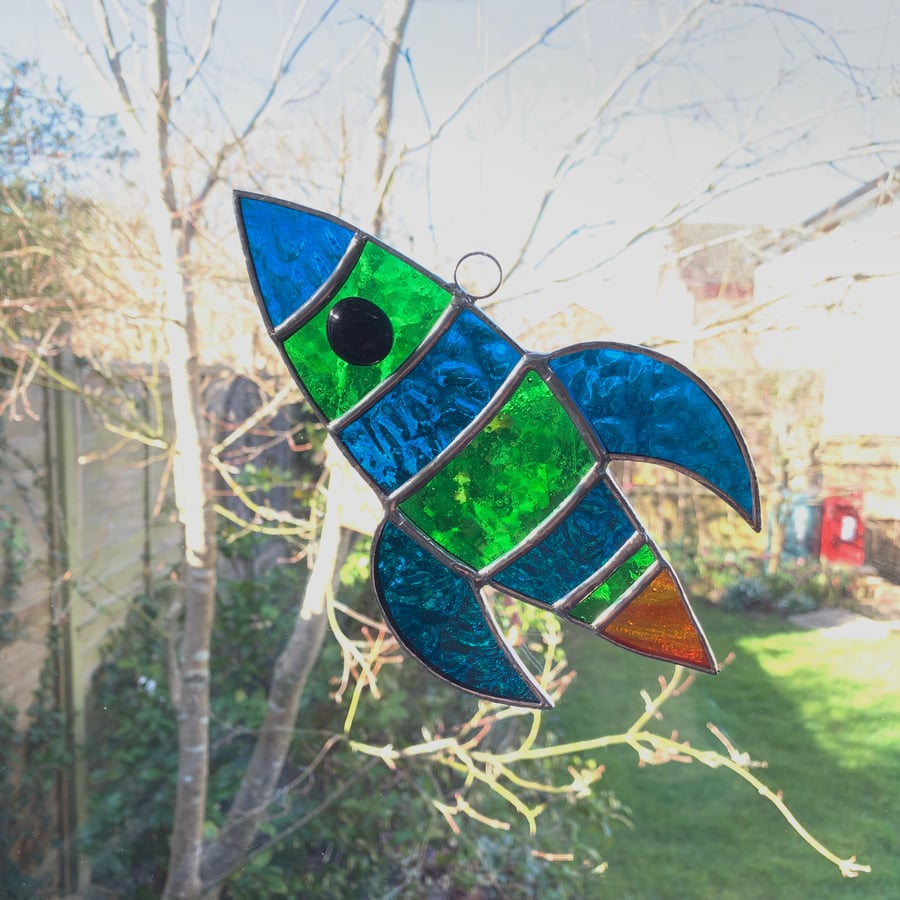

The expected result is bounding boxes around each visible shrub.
[664,541,759,601]
[720,575,772,612]
[718,564,831,615]
[775,590,819,615]
[81,539,619,898]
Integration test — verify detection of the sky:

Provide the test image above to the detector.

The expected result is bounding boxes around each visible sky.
[2,1,899,317]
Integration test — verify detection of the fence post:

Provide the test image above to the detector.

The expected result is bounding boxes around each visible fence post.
[47,351,89,893]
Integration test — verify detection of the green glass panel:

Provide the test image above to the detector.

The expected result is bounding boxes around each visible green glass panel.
[569,543,655,624]
[282,241,452,421]
[400,371,594,569]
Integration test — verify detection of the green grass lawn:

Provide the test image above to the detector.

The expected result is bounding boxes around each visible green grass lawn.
[543,604,900,899]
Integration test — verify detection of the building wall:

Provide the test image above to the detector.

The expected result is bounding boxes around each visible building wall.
[750,199,900,575]
[753,202,900,439]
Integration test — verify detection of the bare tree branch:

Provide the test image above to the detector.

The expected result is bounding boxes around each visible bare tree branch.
[370,0,416,234]
[90,0,136,108]
[743,1,871,98]
[408,0,593,153]
[237,0,339,145]
[47,0,142,143]
[499,1,896,288]
[199,460,352,890]
[171,0,223,103]
[552,141,900,289]
[370,0,601,241]
[503,0,713,280]
[184,0,340,237]
[203,757,380,892]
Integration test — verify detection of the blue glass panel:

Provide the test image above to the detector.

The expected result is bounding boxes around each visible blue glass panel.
[374,522,539,705]
[340,310,521,492]
[239,196,353,328]
[550,347,754,520]
[493,478,635,603]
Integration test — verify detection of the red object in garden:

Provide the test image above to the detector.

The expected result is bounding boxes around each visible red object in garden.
[819,494,865,566]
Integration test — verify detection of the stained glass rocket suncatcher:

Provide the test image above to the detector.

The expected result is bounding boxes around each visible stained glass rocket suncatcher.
[234,191,761,709]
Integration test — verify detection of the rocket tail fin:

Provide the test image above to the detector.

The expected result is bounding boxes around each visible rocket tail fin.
[549,344,761,530]
[372,520,550,708]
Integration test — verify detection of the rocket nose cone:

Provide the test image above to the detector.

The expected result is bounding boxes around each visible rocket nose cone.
[235,193,355,329]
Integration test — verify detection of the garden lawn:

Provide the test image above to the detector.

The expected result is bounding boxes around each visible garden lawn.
[545,604,900,900]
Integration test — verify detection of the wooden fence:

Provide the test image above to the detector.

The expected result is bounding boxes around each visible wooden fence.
[1,354,181,891]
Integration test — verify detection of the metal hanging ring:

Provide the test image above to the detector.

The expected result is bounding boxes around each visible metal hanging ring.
[453,251,503,300]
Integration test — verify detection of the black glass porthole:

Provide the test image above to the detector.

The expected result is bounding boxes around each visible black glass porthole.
[326,297,394,366]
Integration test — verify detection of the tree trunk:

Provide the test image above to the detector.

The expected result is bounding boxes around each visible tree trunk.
[142,4,218,897]
[156,220,217,900]
[199,459,351,892]
[154,212,217,900]
[201,4,415,887]
[370,0,416,233]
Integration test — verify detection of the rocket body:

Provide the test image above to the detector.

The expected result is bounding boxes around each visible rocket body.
[236,192,760,708]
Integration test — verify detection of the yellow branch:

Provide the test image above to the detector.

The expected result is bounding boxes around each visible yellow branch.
[348,664,869,878]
